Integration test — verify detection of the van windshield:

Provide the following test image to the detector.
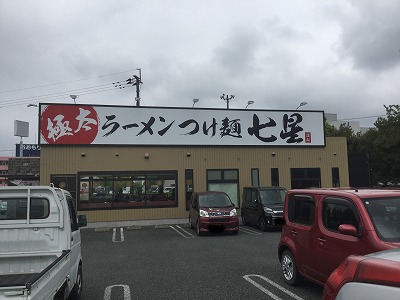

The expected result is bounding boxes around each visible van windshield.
[260,189,286,205]
[363,197,400,242]
[199,194,232,208]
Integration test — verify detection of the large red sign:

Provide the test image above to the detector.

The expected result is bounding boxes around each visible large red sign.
[40,105,99,144]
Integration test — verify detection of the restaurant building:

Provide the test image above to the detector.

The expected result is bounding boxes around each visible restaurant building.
[38,103,348,224]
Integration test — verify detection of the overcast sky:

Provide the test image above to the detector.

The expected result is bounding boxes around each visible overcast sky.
[1,0,400,155]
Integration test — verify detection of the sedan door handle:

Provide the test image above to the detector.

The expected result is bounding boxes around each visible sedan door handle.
[317,237,326,244]
[291,229,298,236]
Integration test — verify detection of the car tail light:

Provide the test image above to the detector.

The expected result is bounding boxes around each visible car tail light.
[356,257,400,287]
[324,255,400,300]
[324,256,363,299]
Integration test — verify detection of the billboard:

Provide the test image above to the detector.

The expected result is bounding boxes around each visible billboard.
[39,104,326,146]
[14,120,29,137]
[15,144,41,157]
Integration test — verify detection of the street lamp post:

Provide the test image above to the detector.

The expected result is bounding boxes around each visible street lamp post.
[70,95,78,104]
[220,94,235,109]
[296,102,308,110]
[27,104,39,144]
[245,101,254,109]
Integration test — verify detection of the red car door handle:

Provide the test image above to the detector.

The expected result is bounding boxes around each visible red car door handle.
[291,230,298,235]
[318,237,326,243]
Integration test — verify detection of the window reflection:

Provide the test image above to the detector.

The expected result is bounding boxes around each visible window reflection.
[78,172,177,210]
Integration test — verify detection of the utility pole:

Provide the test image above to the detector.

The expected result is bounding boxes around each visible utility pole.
[134,68,142,106]
[220,94,235,109]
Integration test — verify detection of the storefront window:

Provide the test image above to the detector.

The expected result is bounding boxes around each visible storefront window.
[51,175,77,203]
[290,168,321,189]
[271,168,279,186]
[332,167,340,187]
[185,169,193,211]
[207,169,239,207]
[77,171,177,210]
[251,168,259,186]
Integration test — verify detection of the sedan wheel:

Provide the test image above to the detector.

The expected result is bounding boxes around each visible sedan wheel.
[281,250,301,286]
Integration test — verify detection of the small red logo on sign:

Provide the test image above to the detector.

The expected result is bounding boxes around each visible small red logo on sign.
[40,105,99,144]
[305,132,311,143]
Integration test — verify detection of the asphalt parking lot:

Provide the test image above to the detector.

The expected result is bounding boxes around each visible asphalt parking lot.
[80,224,323,300]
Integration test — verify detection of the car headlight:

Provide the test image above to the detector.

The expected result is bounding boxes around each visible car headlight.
[199,209,209,217]
[230,208,237,216]
[264,207,274,214]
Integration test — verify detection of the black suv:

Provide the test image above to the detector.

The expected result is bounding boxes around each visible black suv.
[241,187,286,231]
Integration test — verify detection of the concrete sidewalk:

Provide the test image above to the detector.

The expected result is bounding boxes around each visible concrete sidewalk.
[84,218,188,229]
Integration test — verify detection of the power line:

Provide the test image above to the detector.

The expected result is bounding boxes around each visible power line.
[0,82,113,105]
[0,79,135,108]
[0,68,140,94]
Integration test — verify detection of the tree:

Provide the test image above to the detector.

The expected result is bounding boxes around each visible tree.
[368,105,400,185]
[324,105,400,186]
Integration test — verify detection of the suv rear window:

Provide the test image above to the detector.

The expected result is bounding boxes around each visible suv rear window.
[288,195,315,225]
[363,197,400,242]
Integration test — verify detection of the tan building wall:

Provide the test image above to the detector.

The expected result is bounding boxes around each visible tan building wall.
[39,137,348,223]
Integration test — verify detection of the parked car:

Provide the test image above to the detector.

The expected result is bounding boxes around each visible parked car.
[323,248,400,300]
[163,187,174,194]
[189,191,239,236]
[241,186,286,231]
[278,188,400,287]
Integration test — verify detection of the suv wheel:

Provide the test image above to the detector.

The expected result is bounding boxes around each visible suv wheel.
[281,250,301,286]
[259,218,267,232]
[241,213,249,225]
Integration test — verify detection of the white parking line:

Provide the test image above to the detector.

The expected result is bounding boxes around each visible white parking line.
[243,275,305,300]
[240,227,263,235]
[169,225,196,238]
[104,284,131,300]
[112,228,125,242]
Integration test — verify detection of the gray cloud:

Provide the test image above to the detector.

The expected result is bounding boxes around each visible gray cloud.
[1,0,400,154]
[337,0,400,72]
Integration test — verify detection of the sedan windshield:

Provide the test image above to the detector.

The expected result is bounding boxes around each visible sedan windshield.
[363,197,400,242]
[199,194,232,208]
[259,190,286,205]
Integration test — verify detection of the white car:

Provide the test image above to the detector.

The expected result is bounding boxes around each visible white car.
[163,187,174,194]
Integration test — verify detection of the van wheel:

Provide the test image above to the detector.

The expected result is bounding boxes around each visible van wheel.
[69,264,83,299]
[189,216,194,229]
[281,250,301,286]
[259,218,267,232]
[196,221,202,236]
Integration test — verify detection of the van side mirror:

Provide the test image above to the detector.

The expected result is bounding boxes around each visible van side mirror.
[338,224,358,237]
[78,215,87,227]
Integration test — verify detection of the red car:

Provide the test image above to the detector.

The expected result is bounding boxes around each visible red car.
[278,189,400,287]
[189,191,239,236]
[323,248,400,300]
